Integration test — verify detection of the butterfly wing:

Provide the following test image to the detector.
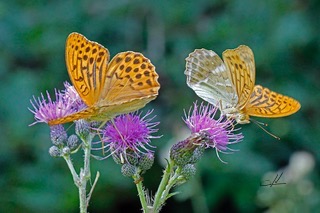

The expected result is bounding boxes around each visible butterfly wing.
[222,45,255,110]
[92,51,160,116]
[49,52,160,125]
[185,49,238,108]
[49,34,159,126]
[48,106,100,126]
[65,32,110,106]
[244,85,301,117]
[48,93,159,126]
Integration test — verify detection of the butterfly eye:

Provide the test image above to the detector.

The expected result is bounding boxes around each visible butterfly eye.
[236,114,250,124]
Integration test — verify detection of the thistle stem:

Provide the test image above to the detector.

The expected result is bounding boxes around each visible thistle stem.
[87,171,100,206]
[159,166,181,203]
[133,173,149,213]
[63,132,96,213]
[152,159,175,212]
[63,155,80,185]
[78,134,93,213]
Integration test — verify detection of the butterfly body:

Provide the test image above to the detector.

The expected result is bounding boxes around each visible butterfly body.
[221,107,250,124]
[48,33,160,126]
[185,45,300,124]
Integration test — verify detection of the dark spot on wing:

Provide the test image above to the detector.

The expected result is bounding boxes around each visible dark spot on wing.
[146,79,152,86]
[125,57,132,62]
[133,59,140,64]
[126,66,132,73]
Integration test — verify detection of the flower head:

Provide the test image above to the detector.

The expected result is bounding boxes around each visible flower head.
[183,102,243,161]
[102,110,160,162]
[62,82,86,112]
[29,82,86,125]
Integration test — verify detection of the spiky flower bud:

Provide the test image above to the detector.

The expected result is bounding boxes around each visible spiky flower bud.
[138,152,155,171]
[62,146,70,156]
[90,121,102,129]
[67,134,79,150]
[50,125,67,146]
[188,146,205,164]
[110,148,139,165]
[126,149,139,166]
[75,119,91,141]
[180,164,196,181]
[121,163,136,177]
[49,146,61,157]
[170,132,209,166]
[170,142,194,166]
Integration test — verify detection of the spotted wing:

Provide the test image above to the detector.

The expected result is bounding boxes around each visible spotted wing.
[65,32,110,106]
[185,49,238,108]
[222,45,255,110]
[244,85,301,117]
[96,51,160,111]
[48,106,100,126]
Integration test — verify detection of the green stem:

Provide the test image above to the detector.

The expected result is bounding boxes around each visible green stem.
[159,166,181,202]
[79,135,93,213]
[152,159,174,212]
[133,173,149,213]
[63,151,88,213]
[63,155,80,186]
[87,171,100,207]
[79,168,87,213]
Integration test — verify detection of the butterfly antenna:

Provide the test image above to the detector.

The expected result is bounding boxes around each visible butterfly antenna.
[250,118,280,140]
[252,119,268,127]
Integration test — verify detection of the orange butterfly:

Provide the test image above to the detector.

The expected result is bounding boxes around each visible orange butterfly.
[48,33,160,125]
[185,45,300,124]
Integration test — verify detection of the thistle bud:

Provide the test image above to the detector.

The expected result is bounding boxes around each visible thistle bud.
[50,125,67,146]
[121,163,136,177]
[188,146,205,164]
[170,132,208,166]
[126,149,139,166]
[67,134,79,150]
[138,152,155,171]
[75,119,91,141]
[49,146,61,157]
[90,121,102,129]
[180,164,196,181]
[62,146,70,156]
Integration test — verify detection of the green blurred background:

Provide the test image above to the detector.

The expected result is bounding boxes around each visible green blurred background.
[0,0,319,212]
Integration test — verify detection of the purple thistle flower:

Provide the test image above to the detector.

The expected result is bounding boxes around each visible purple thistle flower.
[62,82,86,112]
[184,102,243,161]
[102,110,160,161]
[29,82,86,125]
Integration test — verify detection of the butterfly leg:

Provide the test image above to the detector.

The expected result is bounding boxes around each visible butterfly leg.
[218,100,223,113]
[96,121,108,156]
[225,115,236,130]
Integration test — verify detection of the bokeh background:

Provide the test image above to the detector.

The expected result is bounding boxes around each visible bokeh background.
[1,0,319,212]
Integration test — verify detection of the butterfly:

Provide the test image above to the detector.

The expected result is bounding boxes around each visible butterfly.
[48,32,160,125]
[185,45,301,124]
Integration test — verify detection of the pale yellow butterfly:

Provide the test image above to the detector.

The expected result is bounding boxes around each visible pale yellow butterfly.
[185,45,301,124]
[48,32,160,125]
